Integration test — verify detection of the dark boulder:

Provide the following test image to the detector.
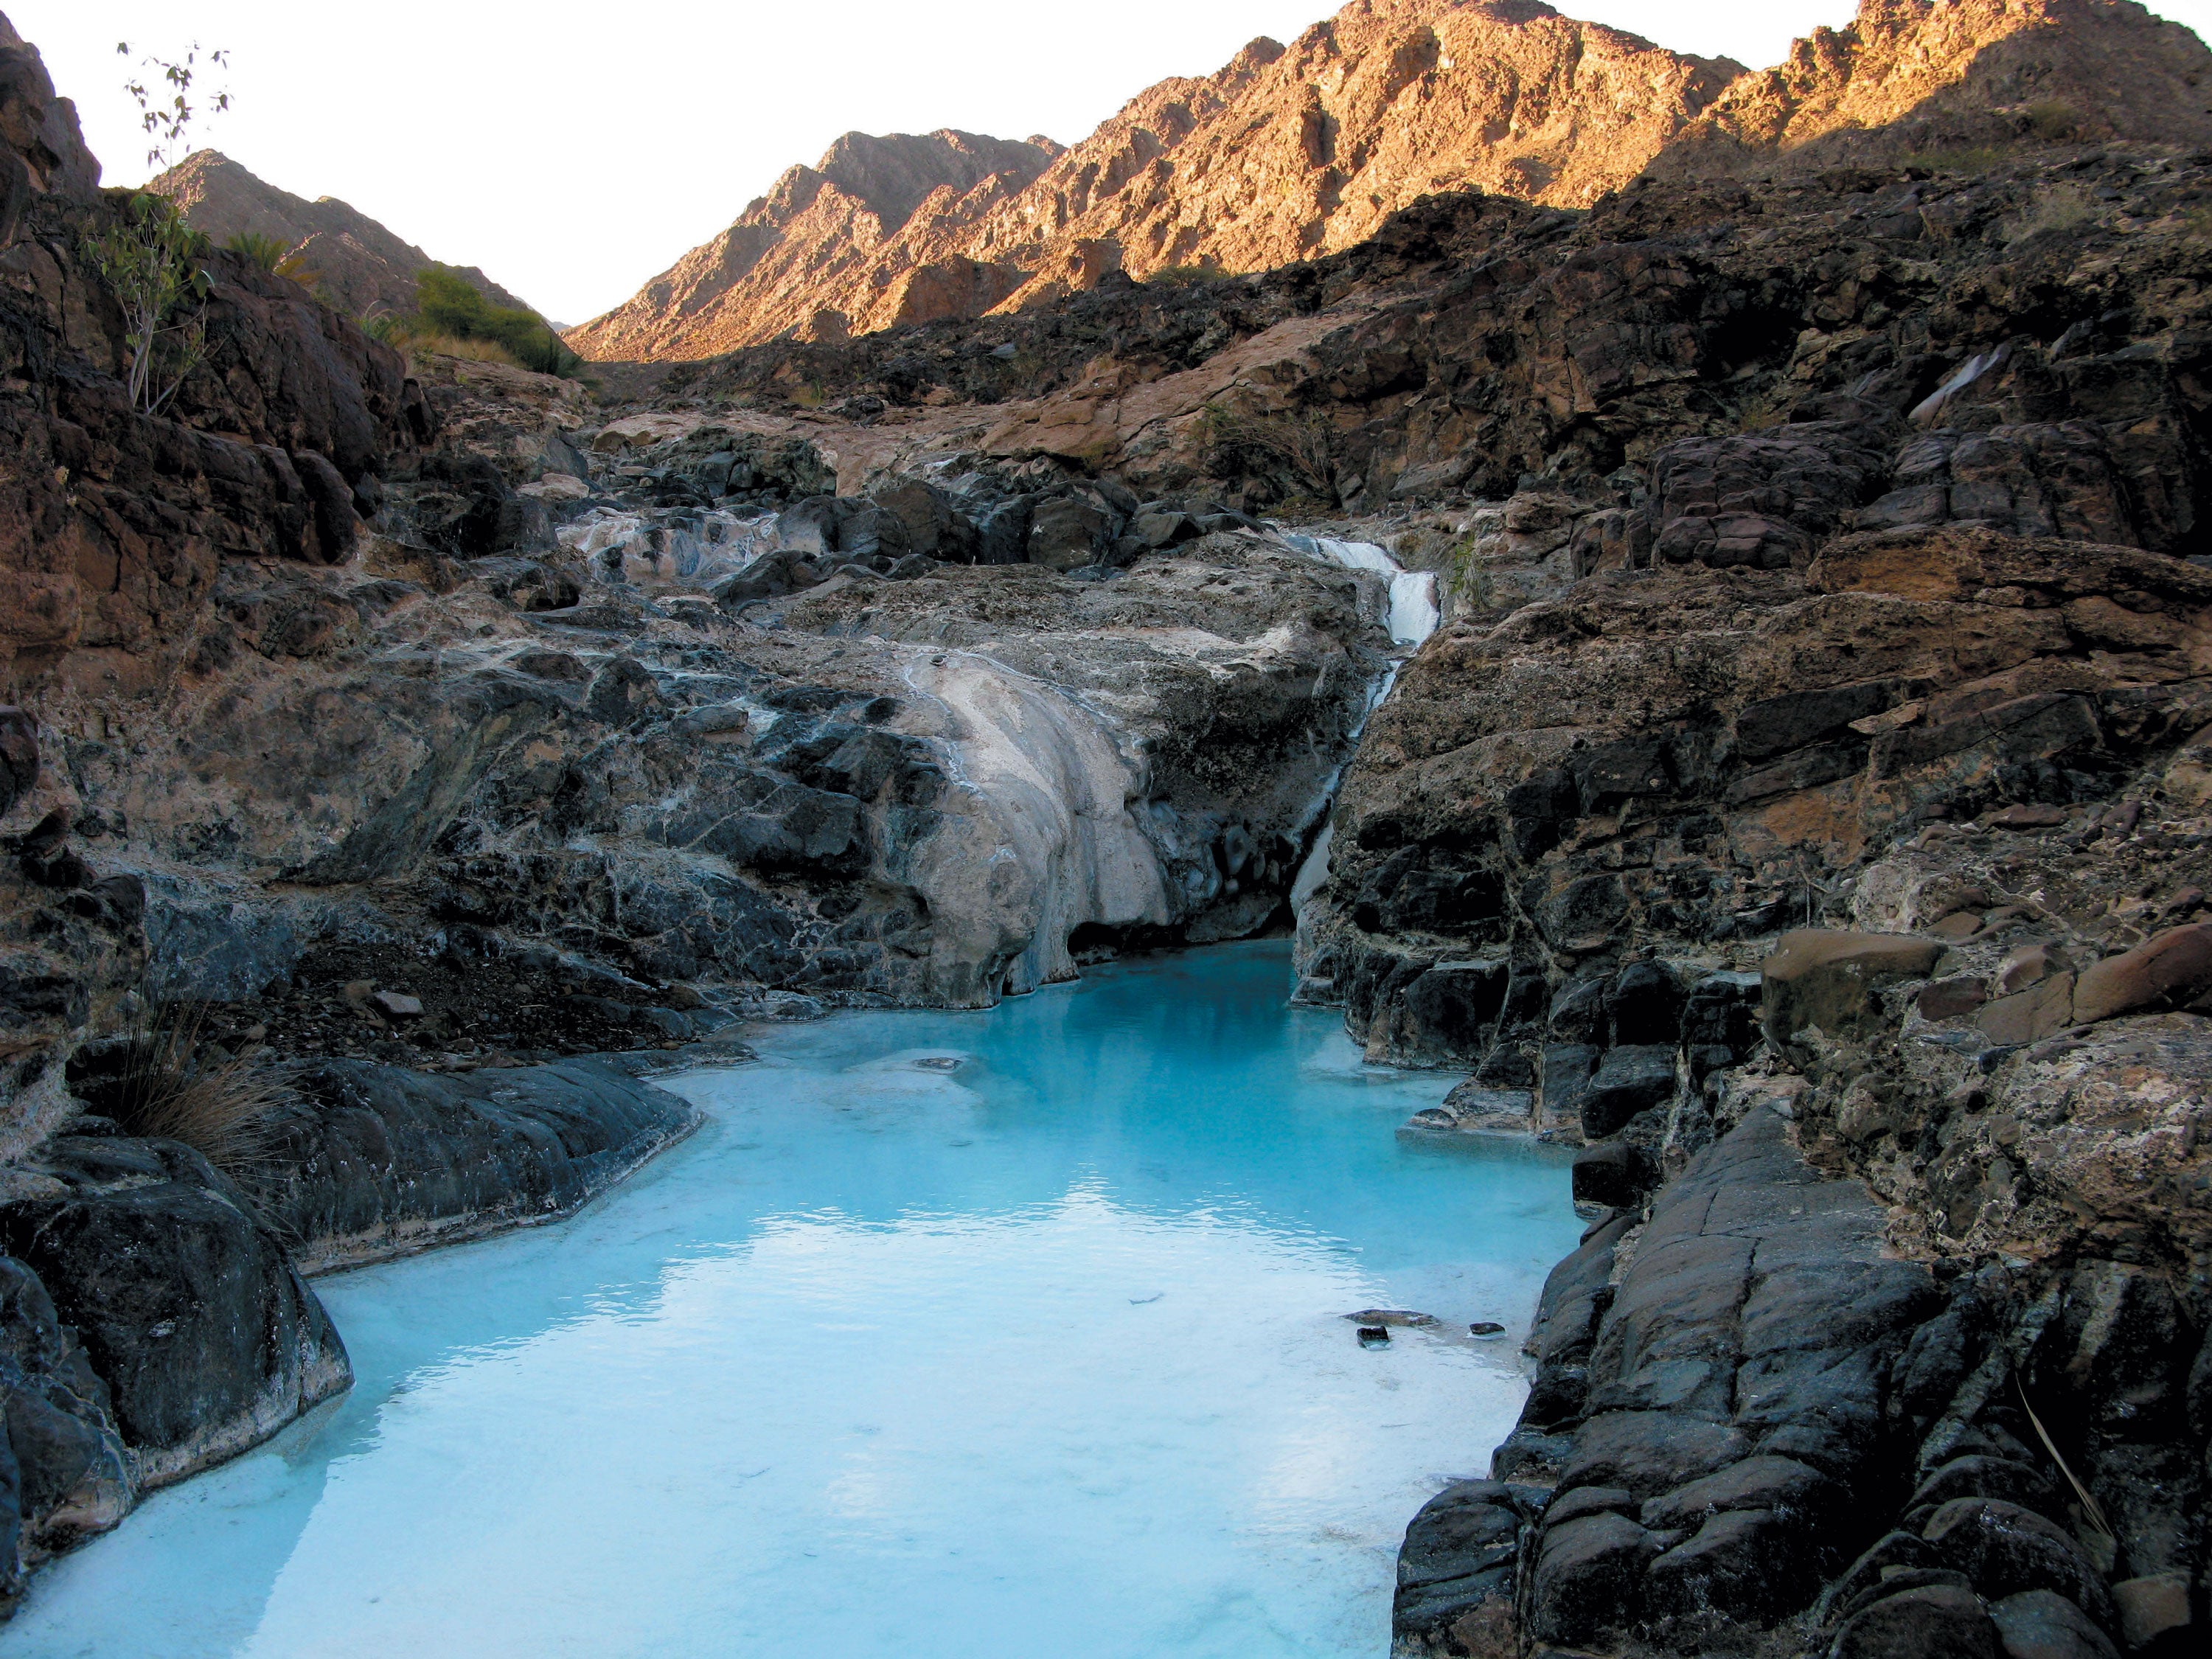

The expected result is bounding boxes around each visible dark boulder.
[1829,1584,2003,1659]
[1924,1498,2116,1632]
[1647,1505,1828,1624]
[0,1136,350,1489]
[1988,1590,2121,1659]
[0,709,35,818]
[1027,495,1114,571]
[1606,959,1686,1045]
[1391,1480,1538,1651]
[1557,1411,1753,1499]
[1526,1509,1662,1645]
[1581,1044,1678,1138]
[1572,1138,1658,1209]
[0,1255,131,1598]
[239,1058,703,1273]
[1908,1455,2062,1520]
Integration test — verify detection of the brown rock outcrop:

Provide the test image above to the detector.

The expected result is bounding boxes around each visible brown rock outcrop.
[0,97,414,693]
[149,150,538,321]
[0,14,95,234]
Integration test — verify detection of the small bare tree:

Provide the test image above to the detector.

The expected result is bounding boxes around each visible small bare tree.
[84,42,231,414]
[119,39,229,173]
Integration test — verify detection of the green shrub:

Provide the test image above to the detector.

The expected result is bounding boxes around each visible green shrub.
[412,268,581,375]
[224,230,288,270]
[82,190,210,412]
[223,229,319,289]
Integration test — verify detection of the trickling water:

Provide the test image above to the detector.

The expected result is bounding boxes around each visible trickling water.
[1274,532,1439,917]
[6,943,1576,1659]
[1275,534,1440,648]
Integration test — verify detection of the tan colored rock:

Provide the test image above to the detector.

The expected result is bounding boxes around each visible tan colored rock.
[569,0,1745,359]
[2072,923,2212,1023]
[1655,0,2212,177]
[2160,724,2212,810]
[1918,976,1989,1020]
[1973,972,2076,1044]
[1926,1013,2212,1260]
[1763,929,1944,1048]
[563,130,1060,363]
[2112,1574,2192,1652]
[1994,943,2067,994]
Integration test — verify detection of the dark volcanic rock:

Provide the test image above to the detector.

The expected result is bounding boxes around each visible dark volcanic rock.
[1391,1479,1540,1652]
[1924,1498,2117,1631]
[0,1136,349,1488]
[0,1254,131,1599]
[1467,1102,1940,1641]
[1830,1583,2003,1659]
[1987,1590,2121,1659]
[238,1058,704,1272]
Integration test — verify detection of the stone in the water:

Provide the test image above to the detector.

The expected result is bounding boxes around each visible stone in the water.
[911,1055,964,1071]
[1470,1321,1506,1337]
[1358,1326,1391,1348]
[1349,1309,1438,1327]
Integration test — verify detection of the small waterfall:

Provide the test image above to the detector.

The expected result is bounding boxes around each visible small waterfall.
[1272,532,1440,922]
[1274,532,1439,647]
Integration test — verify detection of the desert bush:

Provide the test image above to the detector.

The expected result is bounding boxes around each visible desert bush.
[1194,401,1337,498]
[2003,182,2098,244]
[366,310,524,369]
[2023,100,2081,142]
[224,229,288,270]
[223,229,321,293]
[1145,262,1225,288]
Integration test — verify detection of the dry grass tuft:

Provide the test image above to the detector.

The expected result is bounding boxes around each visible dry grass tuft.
[106,1002,296,1172]
[2003,182,2098,246]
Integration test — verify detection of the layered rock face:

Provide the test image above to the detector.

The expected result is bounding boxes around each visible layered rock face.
[568,0,2212,361]
[149,150,538,321]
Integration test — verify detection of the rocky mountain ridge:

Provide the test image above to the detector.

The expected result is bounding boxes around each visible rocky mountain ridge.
[567,0,2212,361]
[567,130,1063,360]
[150,149,541,323]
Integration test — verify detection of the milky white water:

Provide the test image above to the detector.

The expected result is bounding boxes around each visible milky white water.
[6,942,1576,1659]
[1276,533,1441,647]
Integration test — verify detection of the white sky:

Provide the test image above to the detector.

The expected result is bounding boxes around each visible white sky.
[15,1,2212,324]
